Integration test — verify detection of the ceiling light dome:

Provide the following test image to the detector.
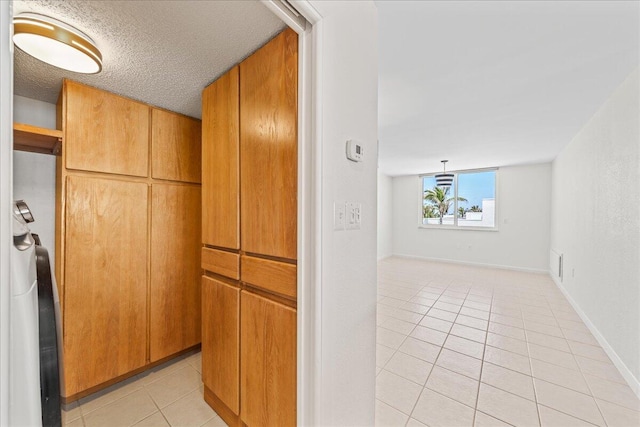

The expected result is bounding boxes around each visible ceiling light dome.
[13,13,102,74]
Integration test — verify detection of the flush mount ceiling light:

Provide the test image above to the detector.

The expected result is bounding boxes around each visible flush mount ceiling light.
[435,160,454,187]
[13,13,102,74]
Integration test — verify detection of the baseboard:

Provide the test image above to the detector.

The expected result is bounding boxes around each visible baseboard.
[550,273,640,399]
[391,253,548,274]
[204,385,241,427]
[377,254,393,262]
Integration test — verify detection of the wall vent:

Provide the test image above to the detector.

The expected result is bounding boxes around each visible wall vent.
[550,250,563,281]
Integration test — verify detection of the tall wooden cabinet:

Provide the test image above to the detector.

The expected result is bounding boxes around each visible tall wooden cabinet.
[56,80,202,400]
[150,184,202,362]
[63,176,149,393]
[201,28,298,427]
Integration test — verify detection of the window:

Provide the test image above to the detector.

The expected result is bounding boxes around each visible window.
[422,169,496,228]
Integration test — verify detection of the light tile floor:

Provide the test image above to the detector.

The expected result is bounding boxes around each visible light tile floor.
[61,257,640,427]
[376,257,640,427]
[62,352,228,427]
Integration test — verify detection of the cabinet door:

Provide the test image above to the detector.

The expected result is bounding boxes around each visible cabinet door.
[151,109,202,183]
[150,183,202,362]
[202,66,240,249]
[240,291,296,426]
[64,80,149,177]
[63,176,148,396]
[240,29,298,260]
[202,276,240,414]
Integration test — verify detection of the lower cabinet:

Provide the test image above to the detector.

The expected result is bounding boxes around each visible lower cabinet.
[61,176,202,399]
[202,276,240,415]
[202,277,296,427]
[240,291,296,427]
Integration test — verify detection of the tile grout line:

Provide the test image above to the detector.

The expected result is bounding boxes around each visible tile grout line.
[376,296,426,374]
[395,278,458,426]
[403,279,456,425]
[472,284,495,426]
[522,299,544,427]
[407,281,482,424]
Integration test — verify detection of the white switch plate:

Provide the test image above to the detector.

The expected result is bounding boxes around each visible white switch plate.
[346,202,361,230]
[334,202,345,230]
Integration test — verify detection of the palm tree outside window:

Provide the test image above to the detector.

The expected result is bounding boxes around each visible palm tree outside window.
[421,169,497,228]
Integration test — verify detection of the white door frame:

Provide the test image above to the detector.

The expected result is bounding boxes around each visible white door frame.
[0,1,13,424]
[262,1,323,425]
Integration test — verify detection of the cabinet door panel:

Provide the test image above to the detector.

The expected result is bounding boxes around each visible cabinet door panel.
[64,80,149,177]
[150,184,202,362]
[151,109,202,183]
[63,176,148,396]
[240,291,296,426]
[240,29,298,260]
[202,67,240,249]
[202,276,240,414]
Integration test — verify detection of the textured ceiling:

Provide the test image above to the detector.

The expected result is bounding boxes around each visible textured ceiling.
[13,0,286,119]
[377,1,639,176]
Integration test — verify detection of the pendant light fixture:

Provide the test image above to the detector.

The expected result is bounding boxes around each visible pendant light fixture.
[13,13,102,74]
[435,160,454,187]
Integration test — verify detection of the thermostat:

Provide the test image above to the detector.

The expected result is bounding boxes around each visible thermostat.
[346,140,363,162]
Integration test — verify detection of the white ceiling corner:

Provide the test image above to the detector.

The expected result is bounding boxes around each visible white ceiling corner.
[377,0,639,176]
[13,0,286,119]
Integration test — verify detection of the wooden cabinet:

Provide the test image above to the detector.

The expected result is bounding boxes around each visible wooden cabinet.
[240,29,298,260]
[63,176,148,396]
[202,66,240,250]
[150,183,202,362]
[202,277,240,415]
[201,28,298,426]
[63,80,149,177]
[241,255,297,299]
[57,80,202,401]
[241,291,296,427]
[152,109,202,183]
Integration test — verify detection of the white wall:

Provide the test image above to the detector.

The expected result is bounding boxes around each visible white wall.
[393,163,552,272]
[309,1,378,425]
[13,96,57,266]
[550,69,640,388]
[377,171,393,260]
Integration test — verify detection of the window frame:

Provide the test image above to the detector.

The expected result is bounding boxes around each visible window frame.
[418,167,499,231]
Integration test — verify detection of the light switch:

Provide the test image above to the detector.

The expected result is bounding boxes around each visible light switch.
[346,202,361,230]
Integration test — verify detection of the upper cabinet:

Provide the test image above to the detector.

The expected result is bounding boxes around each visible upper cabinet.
[62,80,150,177]
[152,109,202,183]
[202,67,240,250]
[202,28,298,261]
[240,30,298,260]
